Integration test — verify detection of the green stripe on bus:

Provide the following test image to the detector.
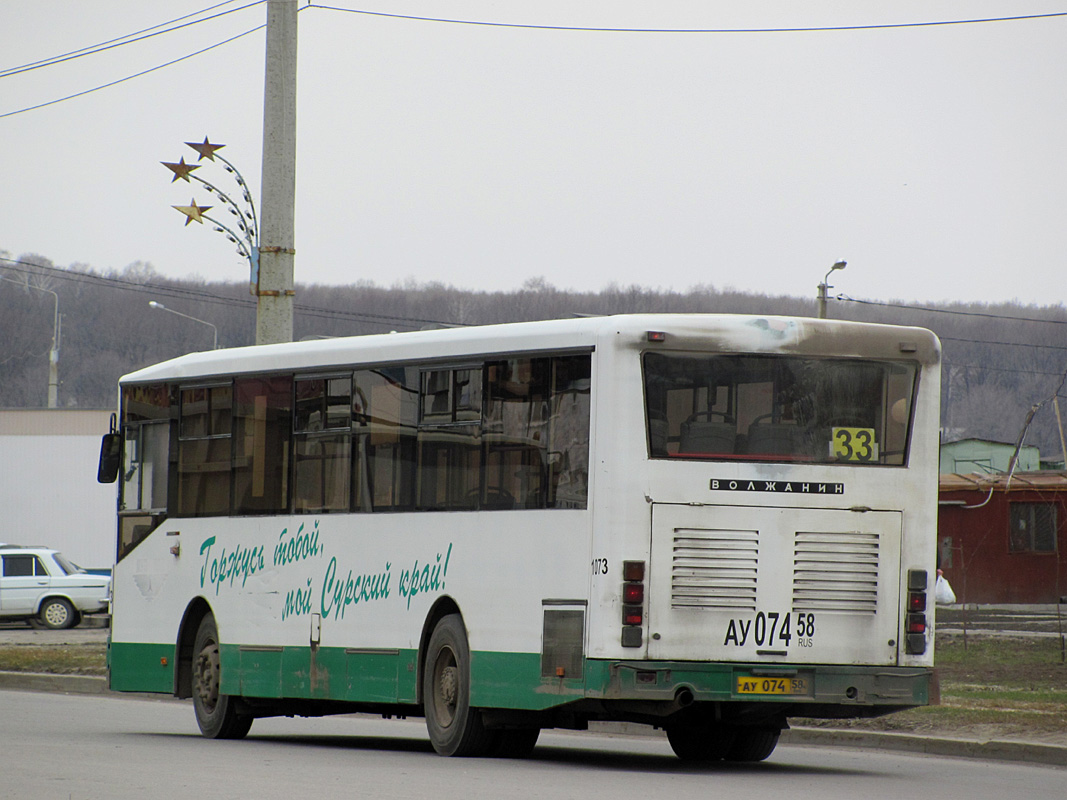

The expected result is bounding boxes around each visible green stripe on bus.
[111,642,933,711]
[108,641,174,693]
[220,644,421,703]
[218,645,581,709]
[470,650,585,710]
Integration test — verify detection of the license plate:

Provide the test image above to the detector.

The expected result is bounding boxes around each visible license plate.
[735,676,810,695]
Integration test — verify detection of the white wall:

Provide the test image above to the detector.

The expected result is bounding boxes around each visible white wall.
[0,410,116,569]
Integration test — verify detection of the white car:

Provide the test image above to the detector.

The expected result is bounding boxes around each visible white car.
[0,545,111,629]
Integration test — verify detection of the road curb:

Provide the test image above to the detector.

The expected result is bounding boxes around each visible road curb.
[782,727,1067,768]
[0,671,109,695]
[2,671,1064,767]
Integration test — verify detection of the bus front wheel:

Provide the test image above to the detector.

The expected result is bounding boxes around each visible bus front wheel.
[192,615,252,740]
[423,614,496,756]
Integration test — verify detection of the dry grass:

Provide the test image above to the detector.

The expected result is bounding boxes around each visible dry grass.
[0,643,107,675]
[807,634,1067,741]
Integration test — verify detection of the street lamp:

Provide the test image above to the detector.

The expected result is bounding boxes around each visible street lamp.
[149,301,219,350]
[817,260,847,319]
[0,274,60,407]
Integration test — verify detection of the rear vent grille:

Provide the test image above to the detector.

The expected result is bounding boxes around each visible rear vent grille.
[793,530,879,613]
[671,528,758,611]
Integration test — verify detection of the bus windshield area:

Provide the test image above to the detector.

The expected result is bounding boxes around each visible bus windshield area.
[644,352,917,465]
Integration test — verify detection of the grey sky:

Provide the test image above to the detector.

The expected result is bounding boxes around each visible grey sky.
[2,1,1065,306]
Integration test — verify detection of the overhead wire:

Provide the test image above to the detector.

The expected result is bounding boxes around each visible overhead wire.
[0,1,256,78]
[836,295,1067,326]
[0,0,274,120]
[0,257,460,330]
[307,4,1067,33]
[940,336,1067,353]
[5,3,1067,119]
[4,257,1067,359]
[943,360,1067,379]
[0,26,265,120]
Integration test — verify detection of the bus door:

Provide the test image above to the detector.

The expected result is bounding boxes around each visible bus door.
[647,503,902,666]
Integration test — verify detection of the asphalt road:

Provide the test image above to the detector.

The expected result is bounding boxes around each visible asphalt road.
[2,689,1063,800]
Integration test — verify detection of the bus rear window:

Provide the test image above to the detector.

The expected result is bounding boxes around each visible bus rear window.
[644,352,917,466]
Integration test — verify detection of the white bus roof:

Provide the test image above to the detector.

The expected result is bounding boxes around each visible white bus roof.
[121,313,940,384]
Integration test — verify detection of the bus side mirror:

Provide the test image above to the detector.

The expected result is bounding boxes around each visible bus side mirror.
[97,432,123,484]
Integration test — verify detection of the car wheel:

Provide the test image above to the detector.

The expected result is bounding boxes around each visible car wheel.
[39,598,76,630]
[192,615,253,739]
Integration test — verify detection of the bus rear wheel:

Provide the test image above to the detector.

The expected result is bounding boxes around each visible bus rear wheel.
[192,615,252,740]
[665,722,735,762]
[423,614,496,756]
[725,728,780,762]
[491,727,541,758]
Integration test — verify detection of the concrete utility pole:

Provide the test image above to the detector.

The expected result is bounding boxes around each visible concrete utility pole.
[256,0,298,345]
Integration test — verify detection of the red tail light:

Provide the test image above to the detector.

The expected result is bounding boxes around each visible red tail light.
[623,560,645,581]
[621,560,645,648]
[904,569,928,654]
[623,582,644,604]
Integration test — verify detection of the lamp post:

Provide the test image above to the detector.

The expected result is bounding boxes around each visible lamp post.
[817,260,847,319]
[149,301,219,350]
[0,274,60,407]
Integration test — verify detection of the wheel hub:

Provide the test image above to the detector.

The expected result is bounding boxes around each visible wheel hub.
[195,644,220,712]
[440,665,457,708]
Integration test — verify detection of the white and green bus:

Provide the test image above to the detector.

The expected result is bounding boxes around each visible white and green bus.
[98,313,941,760]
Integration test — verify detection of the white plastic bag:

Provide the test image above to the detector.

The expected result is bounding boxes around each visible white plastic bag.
[935,573,956,605]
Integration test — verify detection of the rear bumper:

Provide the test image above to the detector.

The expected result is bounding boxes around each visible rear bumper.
[589,660,935,713]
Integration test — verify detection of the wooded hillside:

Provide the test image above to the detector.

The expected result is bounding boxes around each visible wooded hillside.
[3,251,1065,464]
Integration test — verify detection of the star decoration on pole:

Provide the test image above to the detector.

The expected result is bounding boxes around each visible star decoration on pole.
[185,137,226,162]
[173,199,213,226]
[161,157,200,183]
[163,137,259,293]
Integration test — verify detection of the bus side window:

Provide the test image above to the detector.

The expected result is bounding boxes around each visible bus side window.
[417,367,482,510]
[293,376,352,514]
[178,384,232,516]
[484,358,550,510]
[547,355,591,509]
[233,375,292,515]
[355,368,418,512]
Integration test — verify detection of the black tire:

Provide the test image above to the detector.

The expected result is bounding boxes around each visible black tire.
[423,614,496,756]
[491,728,541,758]
[665,723,736,762]
[39,598,76,630]
[192,615,252,740]
[725,728,780,762]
